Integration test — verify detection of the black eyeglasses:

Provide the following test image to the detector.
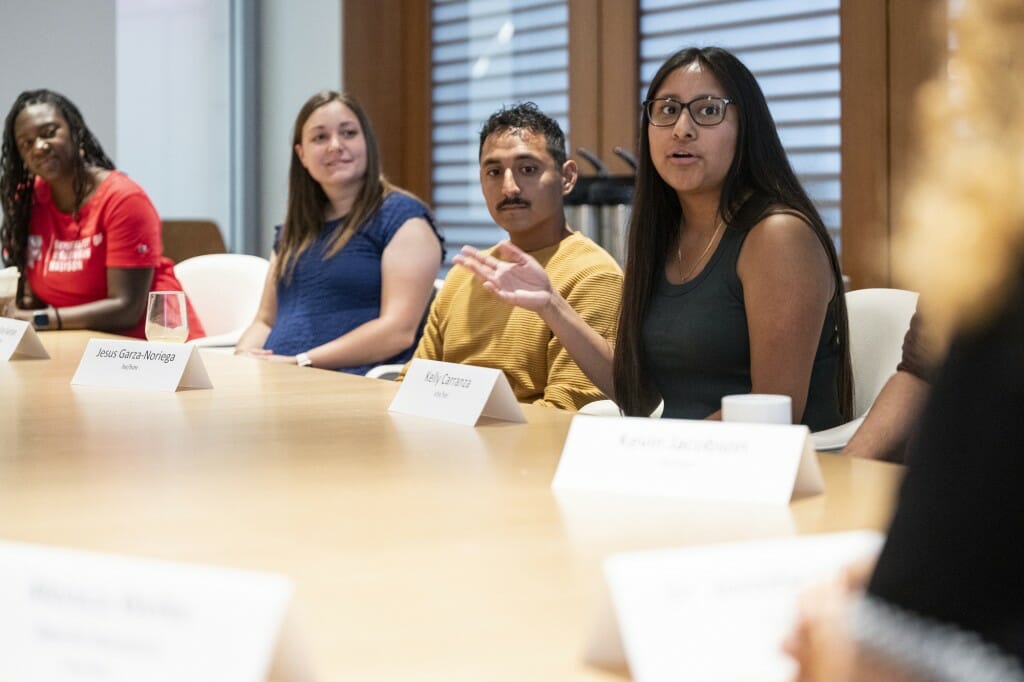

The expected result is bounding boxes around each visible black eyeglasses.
[643,96,733,127]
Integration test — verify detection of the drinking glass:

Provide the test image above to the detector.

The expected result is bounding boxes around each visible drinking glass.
[0,266,19,316]
[145,291,189,343]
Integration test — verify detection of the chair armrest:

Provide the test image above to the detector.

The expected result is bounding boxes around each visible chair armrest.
[365,363,405,380]
[810,416,866,451]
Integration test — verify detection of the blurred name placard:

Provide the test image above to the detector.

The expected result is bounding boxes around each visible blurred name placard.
[0,540,313,682]
[0,318,49,361]
[590,531,884,682]
[553,415,823,504]
[71,338,211,391]
[389,358,525,425]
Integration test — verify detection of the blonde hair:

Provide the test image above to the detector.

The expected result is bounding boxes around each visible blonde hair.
[896,0,1024,348]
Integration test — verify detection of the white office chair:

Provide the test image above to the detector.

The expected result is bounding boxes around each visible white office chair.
[175,253,270,348]
[811,287,919,450]
[366,364,405,380]
[577,398,664,418]
[365,278,445,380]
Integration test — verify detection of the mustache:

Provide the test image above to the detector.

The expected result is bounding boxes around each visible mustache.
[497,197,530,209]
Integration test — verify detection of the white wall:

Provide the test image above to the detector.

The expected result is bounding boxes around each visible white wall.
[1,0,343,258]
[257,0,342,254]
[115,0,231,245]
[0,1,117,159]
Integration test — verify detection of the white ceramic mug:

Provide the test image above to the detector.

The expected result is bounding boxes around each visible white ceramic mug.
[721,394,792,425]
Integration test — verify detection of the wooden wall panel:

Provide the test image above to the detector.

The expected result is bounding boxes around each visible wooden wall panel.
[887,0,947,285]
[343,1,431,201]
[568,0,601,168]
[840,0,890,289]
[599,1,638,175]
[569,0,637,175]
[840,0,948,288]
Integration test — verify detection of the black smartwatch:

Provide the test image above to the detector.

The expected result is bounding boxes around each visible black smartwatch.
[32,310,50,330]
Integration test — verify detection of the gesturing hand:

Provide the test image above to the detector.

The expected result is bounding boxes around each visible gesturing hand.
[453,241,553,313]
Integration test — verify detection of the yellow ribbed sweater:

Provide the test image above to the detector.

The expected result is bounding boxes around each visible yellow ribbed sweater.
[409,232,623,410]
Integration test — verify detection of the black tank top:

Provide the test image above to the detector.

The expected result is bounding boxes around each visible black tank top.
[641,194,843,430]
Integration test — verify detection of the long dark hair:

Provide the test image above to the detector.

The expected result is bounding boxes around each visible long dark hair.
[1,89,115,270]
[613,47,853,419]
[274,90,394,282]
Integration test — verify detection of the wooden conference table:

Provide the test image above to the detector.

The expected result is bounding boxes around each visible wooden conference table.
[0,331,904,681]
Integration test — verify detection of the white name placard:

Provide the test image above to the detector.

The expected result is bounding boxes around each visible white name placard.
[388,358,526,425]
[0,540,310,682]
[552,415,824,504]
[72,338,212,391]
[594,531,884,682]
[0,317,49,361]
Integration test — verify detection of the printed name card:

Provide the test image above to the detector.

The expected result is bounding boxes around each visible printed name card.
[0,317,49,361]
[388,358,526,425]
[72,338,212,391]
[552,415,824,504]
[0,540,310,682]
[592,531,884,682]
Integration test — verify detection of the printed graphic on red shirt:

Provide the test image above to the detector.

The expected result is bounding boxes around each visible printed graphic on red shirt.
[27,232,105,273]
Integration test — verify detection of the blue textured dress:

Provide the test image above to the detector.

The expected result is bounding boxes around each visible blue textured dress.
[264,192,443,374]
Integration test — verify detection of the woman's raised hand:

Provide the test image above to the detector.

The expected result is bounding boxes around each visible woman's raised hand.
[454,241,553,312]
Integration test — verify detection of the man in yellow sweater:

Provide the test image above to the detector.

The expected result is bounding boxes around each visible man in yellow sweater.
[405,102,623,410]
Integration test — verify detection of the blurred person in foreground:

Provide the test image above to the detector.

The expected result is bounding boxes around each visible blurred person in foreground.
[786,0,1024,679]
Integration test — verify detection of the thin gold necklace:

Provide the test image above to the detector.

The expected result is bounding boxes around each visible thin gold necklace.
[676,219,724,283]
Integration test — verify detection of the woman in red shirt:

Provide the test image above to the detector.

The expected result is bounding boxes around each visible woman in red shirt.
[0,89,203,339]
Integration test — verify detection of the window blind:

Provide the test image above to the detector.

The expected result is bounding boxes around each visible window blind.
[431,0,570,259]
[639,0,843,248]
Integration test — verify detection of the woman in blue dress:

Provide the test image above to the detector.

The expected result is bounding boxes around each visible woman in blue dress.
[237,90,443,374]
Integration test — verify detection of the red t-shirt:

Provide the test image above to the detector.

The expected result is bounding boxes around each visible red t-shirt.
[25,171,205,340]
